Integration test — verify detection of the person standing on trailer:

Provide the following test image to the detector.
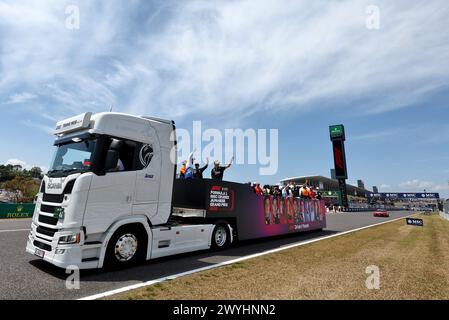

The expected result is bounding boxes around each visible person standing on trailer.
[254,183,264,196]
[300,184,310,199]
[309,187,315,200]
[315,187,322,200]
[185,150,196,179]
[211,156,234,180]
[179,160,187,178]
[193,157,209,179]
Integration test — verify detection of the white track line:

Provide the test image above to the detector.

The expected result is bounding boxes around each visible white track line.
[0,228,29,233]
[79,213,416,300]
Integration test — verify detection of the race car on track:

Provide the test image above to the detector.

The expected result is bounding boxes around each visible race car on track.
[373,209,389,217]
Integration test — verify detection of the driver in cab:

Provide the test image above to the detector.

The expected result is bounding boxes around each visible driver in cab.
[109,139,125,171]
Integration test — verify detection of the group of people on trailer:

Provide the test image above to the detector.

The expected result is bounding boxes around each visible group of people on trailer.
[178,150,234,181]
[251,181,322,200]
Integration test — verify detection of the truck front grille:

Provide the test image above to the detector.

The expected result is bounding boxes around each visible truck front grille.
[40,204,57,214]
[33,240,52,252]
[36,226,57,237]
[38,214,58,226]
[42,193,64,203]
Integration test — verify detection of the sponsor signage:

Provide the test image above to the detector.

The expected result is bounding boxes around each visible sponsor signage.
[406,218,424,227]
[54,112,92,135]
[329,124,345,141]
[0,203,35,219]
[368,193,440,200]
[324,191,340,197]
[208,186,234,211]
[332,140,348,179]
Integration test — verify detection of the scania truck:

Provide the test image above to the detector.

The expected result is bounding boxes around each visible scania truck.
[26,112,326,269]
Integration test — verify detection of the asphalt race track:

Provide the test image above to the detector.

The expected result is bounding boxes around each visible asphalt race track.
[0,210,413,300]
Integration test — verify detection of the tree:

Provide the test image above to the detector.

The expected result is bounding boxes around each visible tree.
[12,164,23,171]
[29,167,43,179]
[0,165,15,182]
[1,176,40,203]
[2,177,24,202]
[0,164,45,182]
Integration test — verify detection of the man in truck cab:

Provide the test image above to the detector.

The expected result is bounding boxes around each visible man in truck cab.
[116,158,125,171]
[109,139,125,171]
[108,138,138,172]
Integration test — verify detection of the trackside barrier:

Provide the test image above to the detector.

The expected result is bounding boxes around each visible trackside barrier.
[340,207,405,213]
[0,203,35,219]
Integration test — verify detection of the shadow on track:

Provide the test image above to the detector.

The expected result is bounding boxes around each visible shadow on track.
[28,229,339,283]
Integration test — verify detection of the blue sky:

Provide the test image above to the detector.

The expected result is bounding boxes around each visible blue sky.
[1,0,449,196]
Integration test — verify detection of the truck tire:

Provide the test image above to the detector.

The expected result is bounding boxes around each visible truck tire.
[211,224,230,250]
[105,225,146,269]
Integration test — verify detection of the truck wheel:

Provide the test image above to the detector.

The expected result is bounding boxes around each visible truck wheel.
[211,224,230,250]
[105,226,145,269]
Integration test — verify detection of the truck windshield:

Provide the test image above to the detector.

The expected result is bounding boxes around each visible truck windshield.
[47,138,96,177]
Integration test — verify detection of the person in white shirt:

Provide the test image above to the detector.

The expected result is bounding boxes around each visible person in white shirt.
[116,158,125,171]
[185,149,196,179]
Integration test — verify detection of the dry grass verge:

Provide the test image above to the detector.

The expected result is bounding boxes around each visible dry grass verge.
[109,214,449,300]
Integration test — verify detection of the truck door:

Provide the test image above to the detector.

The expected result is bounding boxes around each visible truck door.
[133,141,160,219]
[83,139,137,234]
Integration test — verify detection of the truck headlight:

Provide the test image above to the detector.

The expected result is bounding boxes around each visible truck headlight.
[59,233,80,244]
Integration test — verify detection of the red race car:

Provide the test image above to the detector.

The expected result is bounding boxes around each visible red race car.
[373,209,389,217]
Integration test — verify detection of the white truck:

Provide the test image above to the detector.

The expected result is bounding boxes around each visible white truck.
[26,112,326,269]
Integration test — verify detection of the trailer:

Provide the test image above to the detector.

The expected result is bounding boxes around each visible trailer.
[172,179,326,241]
[26,112,326,269]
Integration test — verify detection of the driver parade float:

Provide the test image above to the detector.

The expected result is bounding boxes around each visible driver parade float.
[26,112,326,269]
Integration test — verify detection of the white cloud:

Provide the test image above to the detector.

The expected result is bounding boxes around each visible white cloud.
[352,129,402,141]
[379,184,391,190]
[399,179,434,189]
[5,159,27,168]
[21,119,54,134]
[4,92,37,104]
[4,159,47,172]
[398,179,449,192]
[0,0,448,125]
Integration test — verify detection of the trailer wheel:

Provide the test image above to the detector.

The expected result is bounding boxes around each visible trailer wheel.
[105,225,146,269]
[211,224,230,250]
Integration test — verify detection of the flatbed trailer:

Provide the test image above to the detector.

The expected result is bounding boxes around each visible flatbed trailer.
[172,179,326,241]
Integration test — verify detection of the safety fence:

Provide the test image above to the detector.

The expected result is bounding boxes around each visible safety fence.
[0,203,35,219]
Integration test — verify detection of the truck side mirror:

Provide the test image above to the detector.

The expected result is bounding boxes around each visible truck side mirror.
[105,150,119,171]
